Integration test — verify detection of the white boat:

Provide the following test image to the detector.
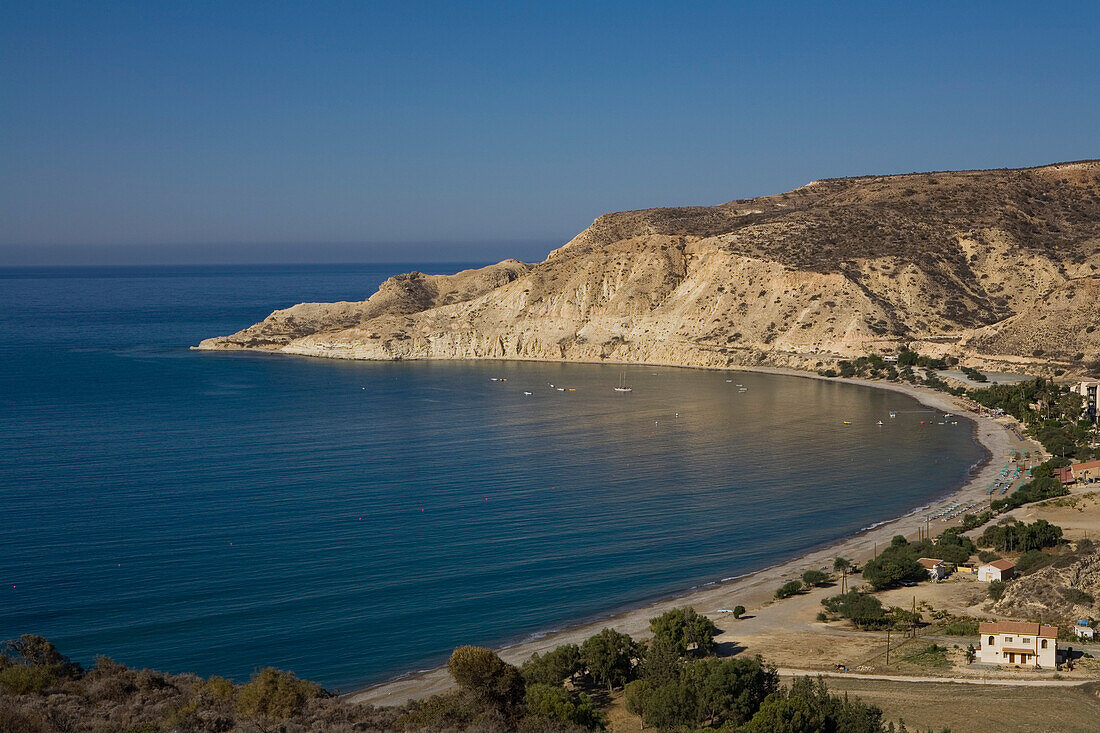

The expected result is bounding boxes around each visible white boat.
[614,372,633,392]
[523,391,532,395]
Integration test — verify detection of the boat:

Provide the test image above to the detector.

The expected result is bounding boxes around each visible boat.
[889,411,896,418]
[843,421,852,424]
[614,372,633,392]
[876,420,884,426]
[523,391,532,395]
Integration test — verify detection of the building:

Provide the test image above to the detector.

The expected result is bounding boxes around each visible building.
[1069,459,1100,485]
[1072,381,1098,424]
[978,559,1016,582]
[1054,466,1076,485]
[978,621,1058,668]
[918,557,948,580]
[956,564,977,575]
[1074,620,1095,640]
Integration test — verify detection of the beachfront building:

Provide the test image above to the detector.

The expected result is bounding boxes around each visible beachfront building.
[1072,380,1098,423]
[978,559,1015,582]
[1074,620,1095,640]
[918,557,947,581]
[978,621,1058,668]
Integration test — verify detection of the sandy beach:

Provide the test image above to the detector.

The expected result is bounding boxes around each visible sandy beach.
[347,369,1040,706]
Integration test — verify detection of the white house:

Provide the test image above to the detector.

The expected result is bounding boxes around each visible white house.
[978,559,1015,582]
[978,621,1058,668]
[918,557,947,581]
[1074,620,1095,640]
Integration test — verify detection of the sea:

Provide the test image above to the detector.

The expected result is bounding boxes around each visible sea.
[0,263,987,691]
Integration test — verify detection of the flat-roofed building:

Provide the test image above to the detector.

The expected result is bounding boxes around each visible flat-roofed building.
[978,621,1058,668]
[1072,381,1098,423]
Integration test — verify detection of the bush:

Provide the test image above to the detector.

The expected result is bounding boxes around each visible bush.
[1059,588,1095,606]
[775,580,804,599]
[446,646,524,707]
[732,605,746,619]
[235,668,323,722]
[988,580,1007,601]
[0,665,56,695]
[978,550,1001,563]
[942,618,979,636]
[1015,549,1055,575]
[801,570,829,587]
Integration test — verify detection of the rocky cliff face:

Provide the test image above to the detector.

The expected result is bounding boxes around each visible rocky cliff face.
[198,161,1100,375]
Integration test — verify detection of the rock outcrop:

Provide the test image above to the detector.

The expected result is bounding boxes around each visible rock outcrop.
[198,161,1100,375]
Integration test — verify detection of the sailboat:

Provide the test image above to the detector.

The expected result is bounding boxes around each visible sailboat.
[614,372,633,392]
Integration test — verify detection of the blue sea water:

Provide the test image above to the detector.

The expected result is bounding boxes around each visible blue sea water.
[0,263,987,691]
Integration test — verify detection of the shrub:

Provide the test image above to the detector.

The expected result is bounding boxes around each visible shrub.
[235,668,323,722]
[988,580,1007,601]
[1014,549,1054,575]
[942,618,979,636]
[1059,588,1095,606]
[732,605,746,619]
[801,570,829,587]
[446,646,524,709]
[775,580,804,599]
[978,550,1001,563]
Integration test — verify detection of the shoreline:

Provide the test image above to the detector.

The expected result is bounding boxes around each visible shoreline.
[344,367,1040,706]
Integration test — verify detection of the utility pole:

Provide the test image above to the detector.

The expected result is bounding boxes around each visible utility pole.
[886,627,891,665]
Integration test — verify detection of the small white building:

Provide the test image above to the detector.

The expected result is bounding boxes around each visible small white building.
[918,557,947,581]
[978,559,1016,582]
[979,621,1058,668]
[1074,620,1095,640]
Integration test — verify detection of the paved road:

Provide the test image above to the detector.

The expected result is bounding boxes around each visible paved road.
[777,667,1093,686]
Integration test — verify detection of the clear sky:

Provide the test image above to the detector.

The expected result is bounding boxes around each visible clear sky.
[2,1,1098,265]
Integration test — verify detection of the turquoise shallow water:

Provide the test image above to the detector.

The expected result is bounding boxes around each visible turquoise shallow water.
[0,264,986,691]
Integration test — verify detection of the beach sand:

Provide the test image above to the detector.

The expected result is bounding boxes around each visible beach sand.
[347,370,1040,706]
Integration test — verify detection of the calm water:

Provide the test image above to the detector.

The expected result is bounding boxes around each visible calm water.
[0,264,986,691]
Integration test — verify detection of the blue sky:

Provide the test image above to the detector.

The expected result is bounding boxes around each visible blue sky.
[2,1,1098,264]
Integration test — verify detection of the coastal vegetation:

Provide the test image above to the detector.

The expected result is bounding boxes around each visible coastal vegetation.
[1,614,952,732]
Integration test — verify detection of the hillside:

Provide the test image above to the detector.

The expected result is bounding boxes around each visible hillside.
[198,160,1100,375]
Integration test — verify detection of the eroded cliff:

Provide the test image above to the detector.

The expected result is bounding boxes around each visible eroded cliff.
[198,161,1100,375]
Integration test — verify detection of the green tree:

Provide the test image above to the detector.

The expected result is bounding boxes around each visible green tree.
[524,683,605,730]
[648,607,718,656]
[733,605,746,619]
[988,580,1007,601]
[446,646,525,708]
[580,629,637,691]
[862,541,926,590]
[521,644,583,686]
[681,656,778,727]
[639,634,683,687]
[821,591,888,628]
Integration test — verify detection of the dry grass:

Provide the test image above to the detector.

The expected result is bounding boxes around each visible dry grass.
[824,678,1100,733]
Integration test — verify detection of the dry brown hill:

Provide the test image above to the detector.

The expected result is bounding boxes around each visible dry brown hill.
[198,160,1100,375]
